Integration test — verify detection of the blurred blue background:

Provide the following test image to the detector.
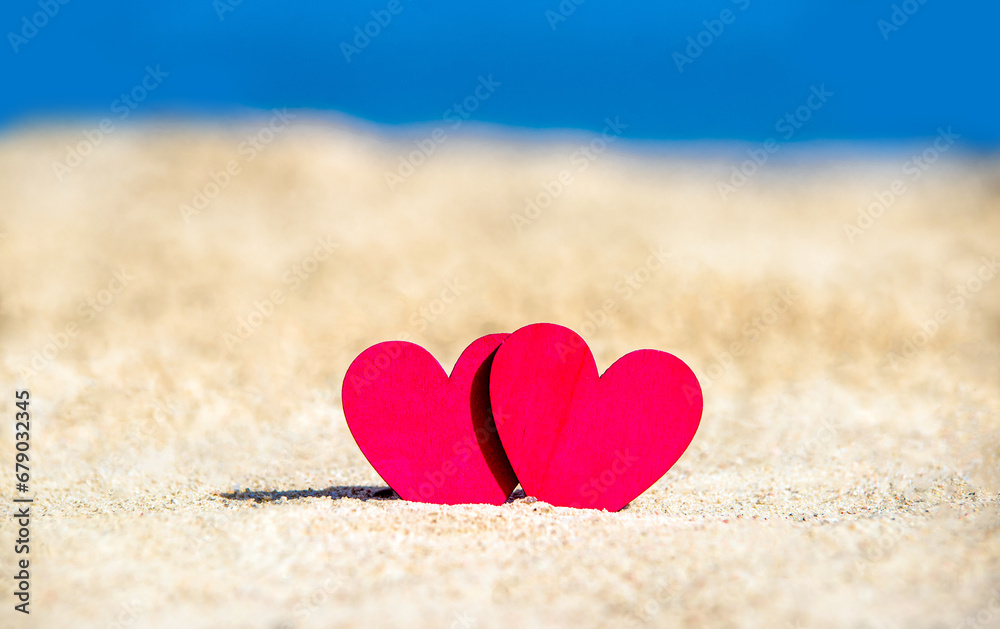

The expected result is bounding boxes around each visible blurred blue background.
[3,0,998,146]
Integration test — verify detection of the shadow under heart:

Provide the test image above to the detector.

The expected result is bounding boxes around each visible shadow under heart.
[218,485,399,503]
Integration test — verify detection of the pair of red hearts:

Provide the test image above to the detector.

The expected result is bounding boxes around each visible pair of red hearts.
[342,323,702,511]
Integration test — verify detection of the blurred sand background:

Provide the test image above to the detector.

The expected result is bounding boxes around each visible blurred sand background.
[0,118,999,628]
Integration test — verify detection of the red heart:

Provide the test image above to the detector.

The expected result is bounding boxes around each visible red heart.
[489,323,703,511]
[342,334,517,505]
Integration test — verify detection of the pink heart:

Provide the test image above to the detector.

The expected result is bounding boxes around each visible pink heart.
[489,323,703,511]
[342,334,518,505]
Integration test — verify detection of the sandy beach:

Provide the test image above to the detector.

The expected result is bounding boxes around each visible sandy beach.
[0,119,998,628]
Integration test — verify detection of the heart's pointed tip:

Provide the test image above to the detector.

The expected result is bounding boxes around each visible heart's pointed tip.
[396,493,514,507]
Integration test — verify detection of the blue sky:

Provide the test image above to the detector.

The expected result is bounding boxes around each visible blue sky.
[3,0,998,146]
